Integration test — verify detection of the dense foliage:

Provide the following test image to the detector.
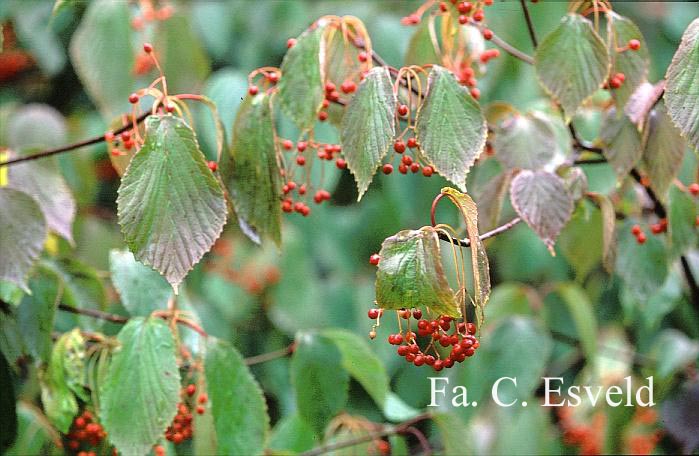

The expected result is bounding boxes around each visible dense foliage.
[1,0,699,455]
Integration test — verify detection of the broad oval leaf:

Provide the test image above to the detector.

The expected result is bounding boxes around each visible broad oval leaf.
[109,249,173,317]
[625,80,666,126]
[535,14,610,121]
[641,101,686,200]
[668,185,698,256]
[341,67,396,200]
[510,170,574,249]
[291,332,349,434]
[0,188,47,291]
[492,112,559,170]
[117,115,227,291]
[664,18,699,151]
[278,24,326,131]
[405,18,439,66]
[7,104,67,152]
[607,12,650,110]
[100,318,180,456]
[222,93,282,245]
[40,330,82,433]
[600,108,642,179]
[7,155,76,243]
[204,338,270,455]
[615,220,668,299]
[68,0,134,119]
[415,65,487,190]
[375,227,459,318]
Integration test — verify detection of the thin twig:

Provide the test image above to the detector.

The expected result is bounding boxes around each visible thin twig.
[470,20,534,65]
[58,304,129,324]
[244,343,296,366]
[299,413,432,456]
[437,217,522,247]
[519,0,539,48]
[0,111,151,167]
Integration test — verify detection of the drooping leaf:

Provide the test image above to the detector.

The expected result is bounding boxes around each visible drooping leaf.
[535,14,610,121]
[109,249,173,317]
[341,67,396,200]
[433,413,474,456]
[278,23,327,131]
[375,227,459,317]
[641,101,686,200]
[222,93,281,245]
[100,318,180,456]
[17,270,60,364]
[405,17,440,66]
[668,185,697,256]
[558,202,603,279]
[560,166,588,202]
[267,414,317,454]
[554,283,598,366]
[600,108,642,179]
[665,18,699,152]
[321,329,389,409]
[7,155,75,242]
[0,351,17,452]
[204,338,270,455]
[40,331,81,433]
[492,112,559,170]
[615,220,668,300]
[6,104,67,152]
[6,403,60,455]
[415,65,487,190]
[440,188,491,324]
[587,192,617,272]
[625,80,666,126]
[510,170,574,250]
[69,0,135,119]
[475,170,510,232]
[607,12,650,110]
[0,188,47,291]
[291,332,349,434]
[117,115,227,291]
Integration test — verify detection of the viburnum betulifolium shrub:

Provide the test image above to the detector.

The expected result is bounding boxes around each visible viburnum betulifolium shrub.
[1,0,699,454]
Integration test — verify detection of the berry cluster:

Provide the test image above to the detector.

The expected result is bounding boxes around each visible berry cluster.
[381,138,435,177]
[164,384,207,445]
[557,406,606,455]
[625,408,663,455]
[605,72,626,89]
[130,1,173,31]
[65,410,107,455]
[105,129,136,158]
[368,307,480,371]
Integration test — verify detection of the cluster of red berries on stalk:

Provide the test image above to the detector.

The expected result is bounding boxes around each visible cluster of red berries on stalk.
[65,410,108,455]
[606,72,626,89]
[164,384,207,445]
[368,307,480,371]
[557,406,606,455]
[130,1,172,31]
[105,129,135,158]
[381,136,434,177]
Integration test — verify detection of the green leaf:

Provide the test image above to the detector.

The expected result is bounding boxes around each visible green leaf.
[433,413,474,456]
[475,170,510,232]
[587,192,617,272]
[554,283,598,366]
[268,414,317,453]
[341,67,396,200]
[321,329,389,408]
[69,0,135,119]
[204,338,270,455]
[117,115,227,291]
[492,112,559,170]
[535,14,610,121]
[6,403,59,455]
[650,329,699,379]
[222,93,282,246]
[375,227,459,318]
[7,104,67,152]
[0,188,47,292]
[615,220,668,299]
[154,13,211,94]
[109,249,173,317]
[607,12,650,110]
[0,351,17,452]
[510,170,574,250]
[600,108,642,179]
[664,18,699,151]
[641,101,686,200]
[668,186,697,256]
[17,271,60,364]
[405,18,440,66]
[291,332,349,434]
[7,155,75,242]
[101,318,180,456]
[278,24,326,131]
[558,203,603,279]
[40,331,81,433]
[415,65,487,190]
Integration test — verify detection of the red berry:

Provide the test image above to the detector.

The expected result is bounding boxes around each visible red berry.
[401,155,413,166]
[398,164,408,174]
[422,165,434,177]
[394,140,406,153]
[207,161,217,172]
[628,39,641,51]
[650,223,663,235]
[414,355,425,366]
[473,10,484,21]
[197,393,208,404]
[287,38,297,48]
[154,445,166,456]
[614,72,626,83]
[458,15,468,25]
[609,77,622,89]
[457,2,472,13]
[296,155,306,166]
[128,93,139,104]
[196,406,205,415]
[433,360,444,371]
[397,104,409,116]
[466,322,476,334]
[369,254,380,265]
[74,417,86,428]
[336,158,347,169]
[325,82,336,92]
[341,80,357,94]
[382,163,393,174]
[407,137,417,148]
[636,232,647,244]
[397,345,409,356]
[412,309,422,319]
[631,224,642,236]
[267,72,279,83]
[689,183,699,196]
[248,85,259,96]
[358,51,368,63]
[318,111,328,121]
[282,139,293,150]
[172,433,184,444]
[440,2,448,12]
[695,215,699,227]
[368,308,381,319]
[297,141,307,152]
[410,162,420,173]
[298,184,307,195]
[143,43,153,53]
[482,28,493,40]
[470,87,481,99]
[104,131,115,142]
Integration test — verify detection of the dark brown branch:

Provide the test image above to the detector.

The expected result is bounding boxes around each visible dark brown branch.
[519,0,539,48]
[680,256,699,310]
[58,303,129,324]
[299,413,432,456]
[0,111,150,167]
[437,217,522,247]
